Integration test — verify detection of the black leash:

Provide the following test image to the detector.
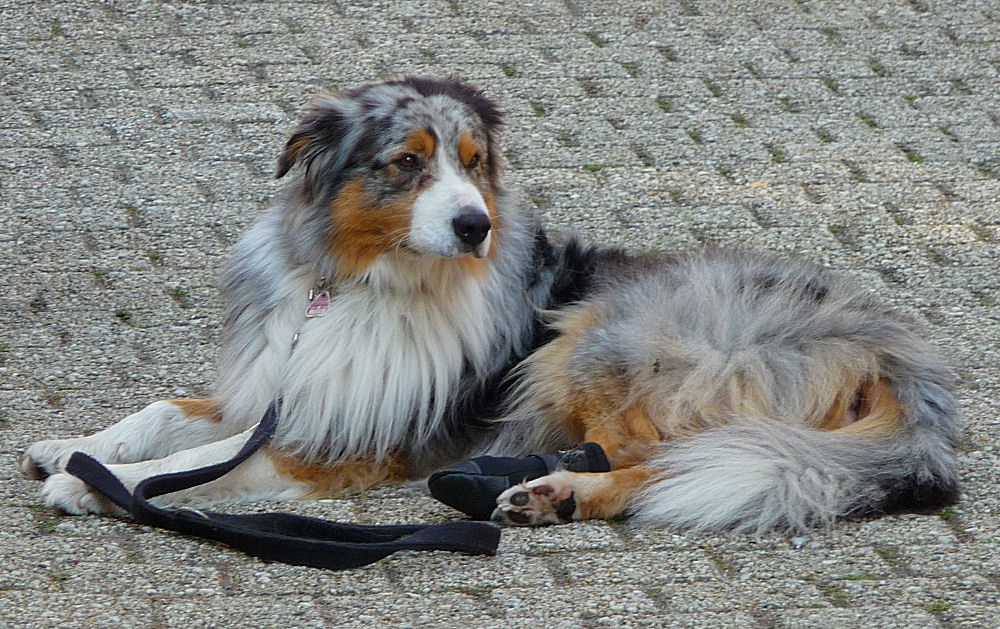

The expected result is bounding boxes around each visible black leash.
[64,401,501,570]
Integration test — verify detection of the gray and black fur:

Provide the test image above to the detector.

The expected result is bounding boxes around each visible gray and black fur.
[569,251,959,532]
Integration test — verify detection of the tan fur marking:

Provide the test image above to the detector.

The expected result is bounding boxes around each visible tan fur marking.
[168,398,223,423]
[277,135,312,179]
[266,449,410,498]
[817,383,859,431]
[287,136,310,158]
[816,375,902,436]
[583,404,662,468]
[481,181,500,254]
[574,466,657,519]
[523,306,606,442]
[329,177,414,278]
[404,128,436,159]
[836,377,902,436]
[457,132,480,168]
[522,304,665,466]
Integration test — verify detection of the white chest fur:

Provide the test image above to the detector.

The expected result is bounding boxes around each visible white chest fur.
[262,257,496,462]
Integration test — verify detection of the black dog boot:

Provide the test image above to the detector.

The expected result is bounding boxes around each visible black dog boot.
[428,443,610,520]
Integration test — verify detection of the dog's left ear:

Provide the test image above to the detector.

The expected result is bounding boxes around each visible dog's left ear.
[275,96,348,180]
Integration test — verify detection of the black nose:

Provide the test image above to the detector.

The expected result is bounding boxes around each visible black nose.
[452,209,491,247]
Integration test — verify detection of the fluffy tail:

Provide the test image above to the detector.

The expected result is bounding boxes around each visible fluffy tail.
[629,369,960,534]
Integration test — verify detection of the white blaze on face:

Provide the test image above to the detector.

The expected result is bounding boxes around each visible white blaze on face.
[409,161,491,258]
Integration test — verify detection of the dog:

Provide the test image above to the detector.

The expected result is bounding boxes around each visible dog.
[21,76,960,533]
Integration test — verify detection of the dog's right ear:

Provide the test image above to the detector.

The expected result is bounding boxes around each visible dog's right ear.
[275,128,312,179]
[275,97,348,180]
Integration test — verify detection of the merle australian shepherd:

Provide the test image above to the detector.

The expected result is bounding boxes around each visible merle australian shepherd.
[22,76,959,533]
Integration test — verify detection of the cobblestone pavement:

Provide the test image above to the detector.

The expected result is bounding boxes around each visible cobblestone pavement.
[3,1,1000,627]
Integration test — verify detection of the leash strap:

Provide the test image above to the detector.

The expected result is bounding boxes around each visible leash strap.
[64,401,501,570]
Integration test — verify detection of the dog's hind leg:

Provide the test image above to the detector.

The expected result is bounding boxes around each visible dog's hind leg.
[494,403,664,526]
[494,466,656,525]
[494,299,670,525]
[20,399,244,480]
[39,428,410,515]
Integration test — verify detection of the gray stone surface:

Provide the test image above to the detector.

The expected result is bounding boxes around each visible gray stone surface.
[2,0,999,626]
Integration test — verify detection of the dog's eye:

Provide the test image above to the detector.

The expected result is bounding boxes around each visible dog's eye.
[395,153,421,171]
[466,153,480,170]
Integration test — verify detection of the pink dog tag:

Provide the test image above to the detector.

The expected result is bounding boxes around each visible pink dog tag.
[305,291,331,317]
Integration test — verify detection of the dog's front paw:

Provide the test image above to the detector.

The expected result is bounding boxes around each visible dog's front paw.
[40,473,114,515]
[20,439,87,480]
[492,472,580,526]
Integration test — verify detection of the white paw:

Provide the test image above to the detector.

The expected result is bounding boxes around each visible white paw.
[492,472,580,526]
[20,439,87,480]
[40,473,115,515]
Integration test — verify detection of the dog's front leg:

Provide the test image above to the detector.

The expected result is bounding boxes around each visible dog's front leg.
[40,427,289,515]
[21,399,244,480]
[41,428,409,515]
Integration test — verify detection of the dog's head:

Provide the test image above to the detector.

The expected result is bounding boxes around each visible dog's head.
[276,76,504,277]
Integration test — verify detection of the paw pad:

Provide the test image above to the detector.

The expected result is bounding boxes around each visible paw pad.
[492,475,579,526]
